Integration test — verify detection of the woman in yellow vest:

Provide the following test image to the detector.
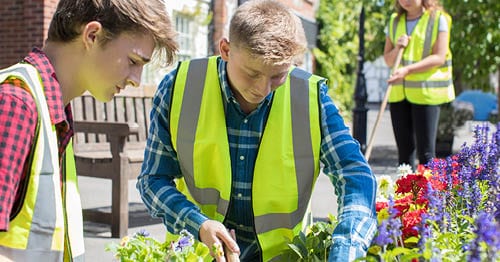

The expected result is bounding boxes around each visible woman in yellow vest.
[384,0,455,169]
[138,0,377,261]
[0,0,177,261]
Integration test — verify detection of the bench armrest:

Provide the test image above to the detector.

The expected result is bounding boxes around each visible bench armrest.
[73,121,139,136]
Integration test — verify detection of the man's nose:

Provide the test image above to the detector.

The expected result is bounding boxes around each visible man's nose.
[257,78,272,94]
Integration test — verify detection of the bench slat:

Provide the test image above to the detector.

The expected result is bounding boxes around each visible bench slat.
[71,87,154,237]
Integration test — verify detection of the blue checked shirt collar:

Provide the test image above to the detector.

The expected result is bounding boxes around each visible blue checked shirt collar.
[217,57,273,112]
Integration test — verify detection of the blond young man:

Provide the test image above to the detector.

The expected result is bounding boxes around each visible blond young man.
[138,0,376,261]
[0,0,177,260]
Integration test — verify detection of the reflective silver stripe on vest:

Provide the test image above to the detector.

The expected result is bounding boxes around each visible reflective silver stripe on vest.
[254,68,316,233]
[0,246,63,261]
[404,79,453,88]
[176,58,230,215]
[422,12,436,58]
[392,15,399,41]
[402,59,451,68]
[1,67,59,252]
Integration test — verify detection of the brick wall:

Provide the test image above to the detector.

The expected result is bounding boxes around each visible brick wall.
[0,0,58,68]
[211,0,226,55]
[210,0,238,56]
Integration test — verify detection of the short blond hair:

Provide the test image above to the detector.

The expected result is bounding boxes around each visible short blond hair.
[229,0,307,65]
[47,0,178,66]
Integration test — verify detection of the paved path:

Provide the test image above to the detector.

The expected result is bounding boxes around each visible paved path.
[81,103,478,261]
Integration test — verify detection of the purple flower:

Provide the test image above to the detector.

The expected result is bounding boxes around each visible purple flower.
[373,220,393,246]
[425,182,445,224]
[417,213,431,248]
[134,229,150,238]
[468,212,500,261]
[417,182,445,249]
[177,235,192,248]
[456,166,482,217]
[171,229,194,252]
[373,197,402,247]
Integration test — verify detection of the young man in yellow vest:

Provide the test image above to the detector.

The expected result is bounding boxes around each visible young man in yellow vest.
[384,0,454,169]
[0,0,177,261]
[137,0,377,261]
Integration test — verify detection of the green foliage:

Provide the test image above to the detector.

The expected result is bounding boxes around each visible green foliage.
[315,0,392,120]
[280,214,338,261]
[176,2,213,26]
[106,234,169,262]
[361,0,394,62]
[105,230,210,261]
[314,1,360,119]
[441,0,500,92]
[315,0,499,118]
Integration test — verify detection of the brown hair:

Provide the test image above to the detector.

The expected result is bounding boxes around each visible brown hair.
[395,0,443,16]
[229,0,307,65]
[47,0,178,66]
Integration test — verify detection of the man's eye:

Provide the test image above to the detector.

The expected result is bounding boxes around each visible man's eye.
[248,73,259,78]
[129,58,137,65]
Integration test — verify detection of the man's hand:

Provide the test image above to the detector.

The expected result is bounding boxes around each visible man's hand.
[199,220,240,262]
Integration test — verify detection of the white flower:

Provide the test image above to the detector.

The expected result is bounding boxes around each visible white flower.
[397,164,413,176]
[376,175,394,199]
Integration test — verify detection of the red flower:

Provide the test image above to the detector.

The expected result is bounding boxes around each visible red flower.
[428,175,446,191]
[401,209,426,239]
[428,165,459,191]
[415,190,429,206]
[376,201,388,212]
[394,195,412,216]
[395,174,429,202]
[416,164,426,175]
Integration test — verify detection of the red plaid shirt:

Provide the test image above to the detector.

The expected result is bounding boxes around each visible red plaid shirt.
[0,48,73,231]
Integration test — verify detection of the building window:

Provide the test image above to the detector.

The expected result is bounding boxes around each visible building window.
[175,13,193,61]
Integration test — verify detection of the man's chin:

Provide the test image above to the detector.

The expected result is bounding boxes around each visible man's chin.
[89,91,113,103]
[245,95,266,105]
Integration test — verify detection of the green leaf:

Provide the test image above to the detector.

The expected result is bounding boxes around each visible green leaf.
[287,244,305,259]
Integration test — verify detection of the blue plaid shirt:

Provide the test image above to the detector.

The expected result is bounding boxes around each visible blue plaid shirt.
[137,57,377,261]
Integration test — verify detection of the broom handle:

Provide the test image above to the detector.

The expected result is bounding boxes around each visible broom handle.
[364,47,404,161]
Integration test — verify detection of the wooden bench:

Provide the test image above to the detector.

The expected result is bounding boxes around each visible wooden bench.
[71,86,155,238]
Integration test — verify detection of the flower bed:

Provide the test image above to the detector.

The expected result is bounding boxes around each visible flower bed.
[371,124,499,261]
[105,229,209,261]
[107,123,500,261]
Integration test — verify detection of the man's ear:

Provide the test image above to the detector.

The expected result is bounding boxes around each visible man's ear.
[219,38,230,61]
[82,21,103,50]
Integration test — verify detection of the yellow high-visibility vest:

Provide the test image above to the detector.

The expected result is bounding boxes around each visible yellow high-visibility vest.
[0,63,84,261]
[170,56,322,261]
[388,10,455,105]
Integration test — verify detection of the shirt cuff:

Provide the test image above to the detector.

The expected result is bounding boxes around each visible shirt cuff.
[184,210,209,241]
[328,215,377,261]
